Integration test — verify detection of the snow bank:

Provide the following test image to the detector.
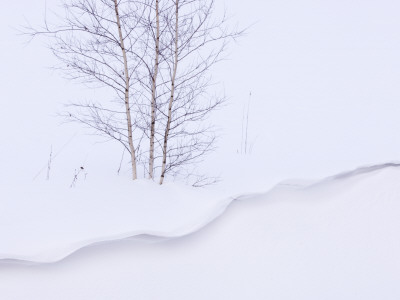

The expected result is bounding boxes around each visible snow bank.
[0,179,232,263]
[1,163,400,264]
[1,163,400,299]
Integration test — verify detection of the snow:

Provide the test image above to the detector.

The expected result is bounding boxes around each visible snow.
[0,179,232,262]
[1,163,400,299]
[2,0,400,299]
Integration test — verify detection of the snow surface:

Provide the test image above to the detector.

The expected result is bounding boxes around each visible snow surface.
[1,163,400,299]
[3,0,400,190]
[0,179,232,263]
[2,0,400,299]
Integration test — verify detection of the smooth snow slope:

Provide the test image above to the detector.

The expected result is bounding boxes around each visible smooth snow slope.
[1,163,400,300]
[0,179,232,262]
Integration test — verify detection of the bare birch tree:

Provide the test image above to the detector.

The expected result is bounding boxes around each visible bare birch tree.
[113,0,138,179]
[148,0,160,179]
[159,0,179,184]
[155,0,243,184]
[25,0,151,180]
[26,0,242,184]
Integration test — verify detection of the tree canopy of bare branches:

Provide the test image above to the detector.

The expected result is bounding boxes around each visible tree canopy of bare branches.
[26,0,243,185]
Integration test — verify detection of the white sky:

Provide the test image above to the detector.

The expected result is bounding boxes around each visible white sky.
[2,0,400,191]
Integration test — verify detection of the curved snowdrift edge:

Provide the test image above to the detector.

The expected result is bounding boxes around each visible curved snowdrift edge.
[1,162,399,264]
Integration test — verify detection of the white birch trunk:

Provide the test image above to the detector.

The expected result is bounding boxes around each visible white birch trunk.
[149,0,160,179]
[159,0,179,185]
[113,0,138,180]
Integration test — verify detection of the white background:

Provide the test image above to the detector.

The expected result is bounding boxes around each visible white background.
[1,0,400,192]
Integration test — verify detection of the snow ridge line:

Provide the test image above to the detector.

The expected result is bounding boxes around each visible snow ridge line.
[1,162,399,265]
[308,162,400,187]
[0,197,235,264]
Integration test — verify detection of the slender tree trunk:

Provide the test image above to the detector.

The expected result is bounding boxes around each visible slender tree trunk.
[113,0,137,180]
[149,0,160,179]
[159,0,179,185]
